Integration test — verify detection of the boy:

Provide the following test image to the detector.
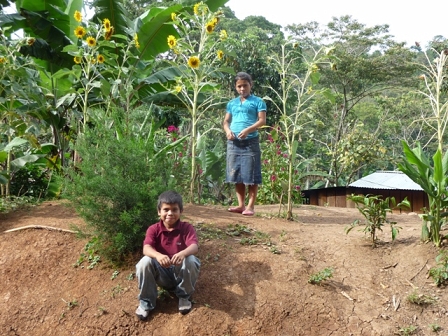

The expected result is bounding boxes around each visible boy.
[135,191,200,320]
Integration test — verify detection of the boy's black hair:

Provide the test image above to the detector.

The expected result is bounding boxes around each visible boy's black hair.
[235,71,252,85]
[157,190,183,212]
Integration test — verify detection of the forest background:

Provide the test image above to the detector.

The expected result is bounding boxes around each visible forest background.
[1,0,448,262]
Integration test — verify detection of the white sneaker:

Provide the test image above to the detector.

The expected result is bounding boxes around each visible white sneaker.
[178,298,192,315]
[135,306,150,321]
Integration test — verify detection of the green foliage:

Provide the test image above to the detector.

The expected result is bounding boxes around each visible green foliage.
[65,108,176,264]
[345,194,410,246]
[406,290,437,305]
[429,249,448,286]
[0,195,39,213]
[398,142,448,247]
[428,323,441,332]
[398,325,417,336]
[308,267,334,285]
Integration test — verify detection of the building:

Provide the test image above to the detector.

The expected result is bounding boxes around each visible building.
[302,171,428,213]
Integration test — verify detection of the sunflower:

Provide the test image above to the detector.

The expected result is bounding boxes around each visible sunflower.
[188,56,200,69]
[217,50,224,60]
[171,12,177,21]
[104,26,114,40]
[74,10,82,22]
[0,57,7,64]
[86,36,96,47]
[103,18,111,32]
[167,35,177,49]
[74,26,86,39]
[74,56,82,64]
[27,38,35,46]
[205,22,215,34]
[97,54,105,63]
[193,3,200,15]
[211,17,219,26]
[134,33,140,49]
[90,57,96,64]
[219,29,227,40]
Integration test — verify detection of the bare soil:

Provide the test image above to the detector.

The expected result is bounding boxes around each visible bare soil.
[1,201,448,336]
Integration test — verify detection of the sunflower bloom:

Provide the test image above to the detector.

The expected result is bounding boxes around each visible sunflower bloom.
[193,3,200,15]
[104,26,114,40]
[74,56,82,64]
[171,12,177,21]
[188,56,200,69]
[27,38,35,46]
[217,50,224,60]
[103,18,111,32]
[0,57,7,64]
[211,17,219,26]
[134,33,140,49]
[74,26,86,39]
[97,54,105,63]
[205,22,215,34]
[90,57,96,64]
[86,36,96,47]
[219,29,227,40]
[167,35,177,49]
[74,10,82,22]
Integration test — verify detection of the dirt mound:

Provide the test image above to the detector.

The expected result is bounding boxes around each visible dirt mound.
[1,201,447,335]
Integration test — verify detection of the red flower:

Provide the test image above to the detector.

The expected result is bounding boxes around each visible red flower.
[270,175,277,181]
[167,125,179,133]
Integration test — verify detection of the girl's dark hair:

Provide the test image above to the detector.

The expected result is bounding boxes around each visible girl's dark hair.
[157,190,183,212]
[235,72,252,85]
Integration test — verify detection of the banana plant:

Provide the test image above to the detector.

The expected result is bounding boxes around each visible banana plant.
[398,141,448,247]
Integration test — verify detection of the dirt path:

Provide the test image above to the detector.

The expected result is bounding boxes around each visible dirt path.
[1,201,447,335]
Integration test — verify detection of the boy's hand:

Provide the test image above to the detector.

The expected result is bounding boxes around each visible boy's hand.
[170,252,185,265]
[157,254,172,268]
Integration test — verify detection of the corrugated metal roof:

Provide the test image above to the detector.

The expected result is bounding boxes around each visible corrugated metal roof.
[349,171,423,191]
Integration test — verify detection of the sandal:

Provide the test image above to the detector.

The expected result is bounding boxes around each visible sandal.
[228,207,245,213]
[242,209,254,216]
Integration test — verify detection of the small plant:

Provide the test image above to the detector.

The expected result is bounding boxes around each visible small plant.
[407,290,437,305]
[429,249,448,286]
[346,194,410,247]
[111,270,119,280]
[195,223,225,240]
[62,298,78,310]
[398,325,417,335]
[73,239,101,269]
[97,306,108,316]
[226,224,252,236]
[126,273,134,281]
[429,323,441,332]
[308,267,334,285]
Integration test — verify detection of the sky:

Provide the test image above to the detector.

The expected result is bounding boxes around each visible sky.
[226,0,447,48]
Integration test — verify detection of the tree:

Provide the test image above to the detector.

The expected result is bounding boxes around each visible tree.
[287,16,419,186]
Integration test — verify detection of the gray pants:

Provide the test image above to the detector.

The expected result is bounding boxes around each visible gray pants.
[135,255,201,310]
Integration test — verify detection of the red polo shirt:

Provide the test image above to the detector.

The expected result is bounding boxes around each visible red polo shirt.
[143,220,198,258]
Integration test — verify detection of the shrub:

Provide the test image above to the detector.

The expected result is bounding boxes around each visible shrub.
[65,108,176,264]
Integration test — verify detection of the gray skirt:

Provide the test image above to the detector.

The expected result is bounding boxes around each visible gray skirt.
[226,136,262,185]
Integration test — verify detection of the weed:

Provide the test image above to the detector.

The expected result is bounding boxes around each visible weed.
[429,249,448,286]
[97,306,108,315]
[62,298,78,310]
[279,230,287,242]
[111,284,124,298]
[111,270,120,280]
[195,223,225,240]
[407,290,437,305]
[226,223,252,236]
[308,267,334,285]
[126,273,134,281]
[269,245,281,254]
[428,323,441,332]
[73,239,101,269]
[398,325,417,335]
[346,194,409,247]
[157,287,171,301]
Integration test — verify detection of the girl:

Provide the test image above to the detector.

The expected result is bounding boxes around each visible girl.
[223,72,267,216]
